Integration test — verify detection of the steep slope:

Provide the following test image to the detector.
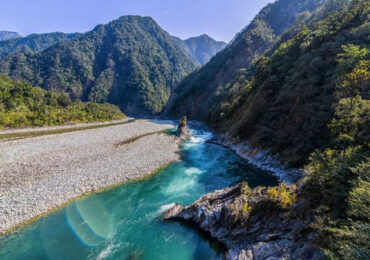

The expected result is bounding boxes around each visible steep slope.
[0,31,21,41]
[165,1,369,259]
[0,32,80,58]
[172,34,227,65]
[207,0,367,167]
[0,16,196,116]
[164,0,329,118]
[0,75,125,128]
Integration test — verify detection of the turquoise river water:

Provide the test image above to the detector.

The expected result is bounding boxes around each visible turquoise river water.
[0,128,278,260]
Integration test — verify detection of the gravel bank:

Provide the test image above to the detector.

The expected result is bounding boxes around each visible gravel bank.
[0,119,180,234]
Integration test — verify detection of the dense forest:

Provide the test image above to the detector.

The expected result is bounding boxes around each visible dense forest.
[0,75,125,128]
[0,32,80,59]
[163,0,330,118]
[213,0,365,167]
[0,16,197,116]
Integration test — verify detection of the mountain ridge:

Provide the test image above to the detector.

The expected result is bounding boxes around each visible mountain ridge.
[0,31,21,41]
[0,32,81,59]
[0,15,197,116]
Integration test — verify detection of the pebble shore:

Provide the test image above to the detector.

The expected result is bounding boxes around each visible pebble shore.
[0,119,180,234]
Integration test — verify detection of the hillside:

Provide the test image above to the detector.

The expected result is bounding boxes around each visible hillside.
[0,31,21,41]
[0,16,197,116]
[0,75,126,128]
[172,34,227,65]
[0,32,80,58]
[204,0,366,168]
[164,0,369,258]
[163,0,330,119]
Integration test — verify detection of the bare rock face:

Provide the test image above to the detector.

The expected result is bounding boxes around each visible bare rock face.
[176,116,189,139]
[163,183,325,260]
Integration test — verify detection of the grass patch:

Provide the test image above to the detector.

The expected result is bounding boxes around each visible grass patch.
[0,119,136,142]
[115,128,175,146]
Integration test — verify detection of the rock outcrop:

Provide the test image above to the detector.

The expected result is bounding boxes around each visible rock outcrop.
[176,116,189,139]
[163,183,324,260]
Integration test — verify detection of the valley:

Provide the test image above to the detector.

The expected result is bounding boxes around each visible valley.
[0,0,368,259]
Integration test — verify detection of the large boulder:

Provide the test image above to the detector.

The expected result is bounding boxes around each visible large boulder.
[163,183,325,260]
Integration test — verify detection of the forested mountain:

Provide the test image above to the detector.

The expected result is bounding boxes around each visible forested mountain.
[0,16,196,116]
[163,0,332,118]
[0,32,80,58]
[166,0,369,258]
[227,1,369,257]
[0,75,125,128]
[172,34,227,65]
[213,0,363,168]
[0,31,21,41]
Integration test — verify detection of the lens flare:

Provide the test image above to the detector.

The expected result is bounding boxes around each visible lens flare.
[66,196,114,247]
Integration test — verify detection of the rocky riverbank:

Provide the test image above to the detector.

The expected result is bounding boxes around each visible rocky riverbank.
[0,119,180,234]
[207,134,303,184]
[164,182,324,260]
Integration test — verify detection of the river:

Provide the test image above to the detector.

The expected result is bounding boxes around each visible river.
[0,128,278,259]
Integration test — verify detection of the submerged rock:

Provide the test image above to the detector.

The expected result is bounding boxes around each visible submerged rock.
[176,116,189,139]
[163,183,324,260]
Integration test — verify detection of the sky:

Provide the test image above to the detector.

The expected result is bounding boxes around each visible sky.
[0,0,274,42]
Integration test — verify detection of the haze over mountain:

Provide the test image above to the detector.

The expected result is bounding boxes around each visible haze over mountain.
[0,31,21,41]
[0,32,81,59]
[0,16,197,116]
[172,34,227,65]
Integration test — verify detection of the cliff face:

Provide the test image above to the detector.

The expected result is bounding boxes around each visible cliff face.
[164,183,325,260]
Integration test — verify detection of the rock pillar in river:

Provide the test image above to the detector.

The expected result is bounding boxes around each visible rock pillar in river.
[176,116,189,139]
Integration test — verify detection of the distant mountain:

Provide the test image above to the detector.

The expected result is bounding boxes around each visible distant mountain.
[0,16,197,116]
[172,34,227,65]
[0,32,81,59]
[0,31,21,41]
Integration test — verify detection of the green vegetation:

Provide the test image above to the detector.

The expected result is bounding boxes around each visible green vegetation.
[194,0,367,168]
[0,32,80,59]
[220,1,369,257]
[166,0,369,257]
[115,129,169,146]
[0,75,126,129]
[239,182,297,219]
[164,0,327,118]
[0,16,196,116]
[304,28,369,258]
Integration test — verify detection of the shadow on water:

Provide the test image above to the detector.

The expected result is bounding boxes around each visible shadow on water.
[0,127,278,260]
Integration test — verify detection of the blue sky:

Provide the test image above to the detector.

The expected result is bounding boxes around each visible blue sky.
[0,0,274,42]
